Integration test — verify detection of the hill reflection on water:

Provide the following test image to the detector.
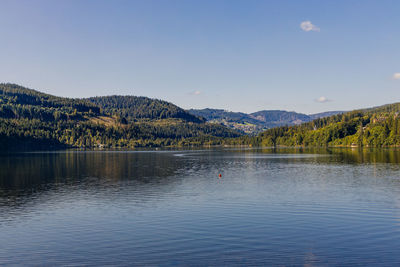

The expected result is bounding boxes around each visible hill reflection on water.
[2,147,400,190]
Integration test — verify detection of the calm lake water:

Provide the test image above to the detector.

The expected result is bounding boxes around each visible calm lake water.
[1,148,400,266]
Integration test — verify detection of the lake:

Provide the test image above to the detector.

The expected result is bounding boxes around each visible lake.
[1,148,400,266]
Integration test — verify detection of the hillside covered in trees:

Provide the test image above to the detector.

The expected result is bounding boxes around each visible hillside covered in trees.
[0,84,240,150]
[89,95,205,123]
[230,103,400,147]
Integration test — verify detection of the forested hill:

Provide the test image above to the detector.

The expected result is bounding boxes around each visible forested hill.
[89,95,204,123]
[253,103,400,147]
[250,110,310,124]
[0,83,240,150]
[0,83,101,119]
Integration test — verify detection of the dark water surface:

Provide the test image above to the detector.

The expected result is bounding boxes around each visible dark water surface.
[1,148,400,266]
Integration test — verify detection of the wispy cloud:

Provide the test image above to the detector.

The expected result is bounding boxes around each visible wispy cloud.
[189,90,202,96]
[315,96,330,103]
[300,21,320,32]
[393,73,400,80]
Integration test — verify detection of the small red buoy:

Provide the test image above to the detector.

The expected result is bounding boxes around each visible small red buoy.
[218,174,222,178]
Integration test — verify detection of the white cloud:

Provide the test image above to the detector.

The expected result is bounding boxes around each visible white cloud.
[190,90,202,95]
[393,73,400,80]
[315,96,330,103]
[300,21,320,32]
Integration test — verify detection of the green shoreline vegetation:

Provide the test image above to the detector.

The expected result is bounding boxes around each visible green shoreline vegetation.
[1,83,400,151]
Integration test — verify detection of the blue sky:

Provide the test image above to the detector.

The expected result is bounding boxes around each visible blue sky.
[0,0,399,114]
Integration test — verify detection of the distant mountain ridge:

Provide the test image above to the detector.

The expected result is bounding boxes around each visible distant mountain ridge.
[187,108,344,134]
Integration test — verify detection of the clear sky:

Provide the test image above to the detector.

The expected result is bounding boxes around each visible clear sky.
[0,0,399,114]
